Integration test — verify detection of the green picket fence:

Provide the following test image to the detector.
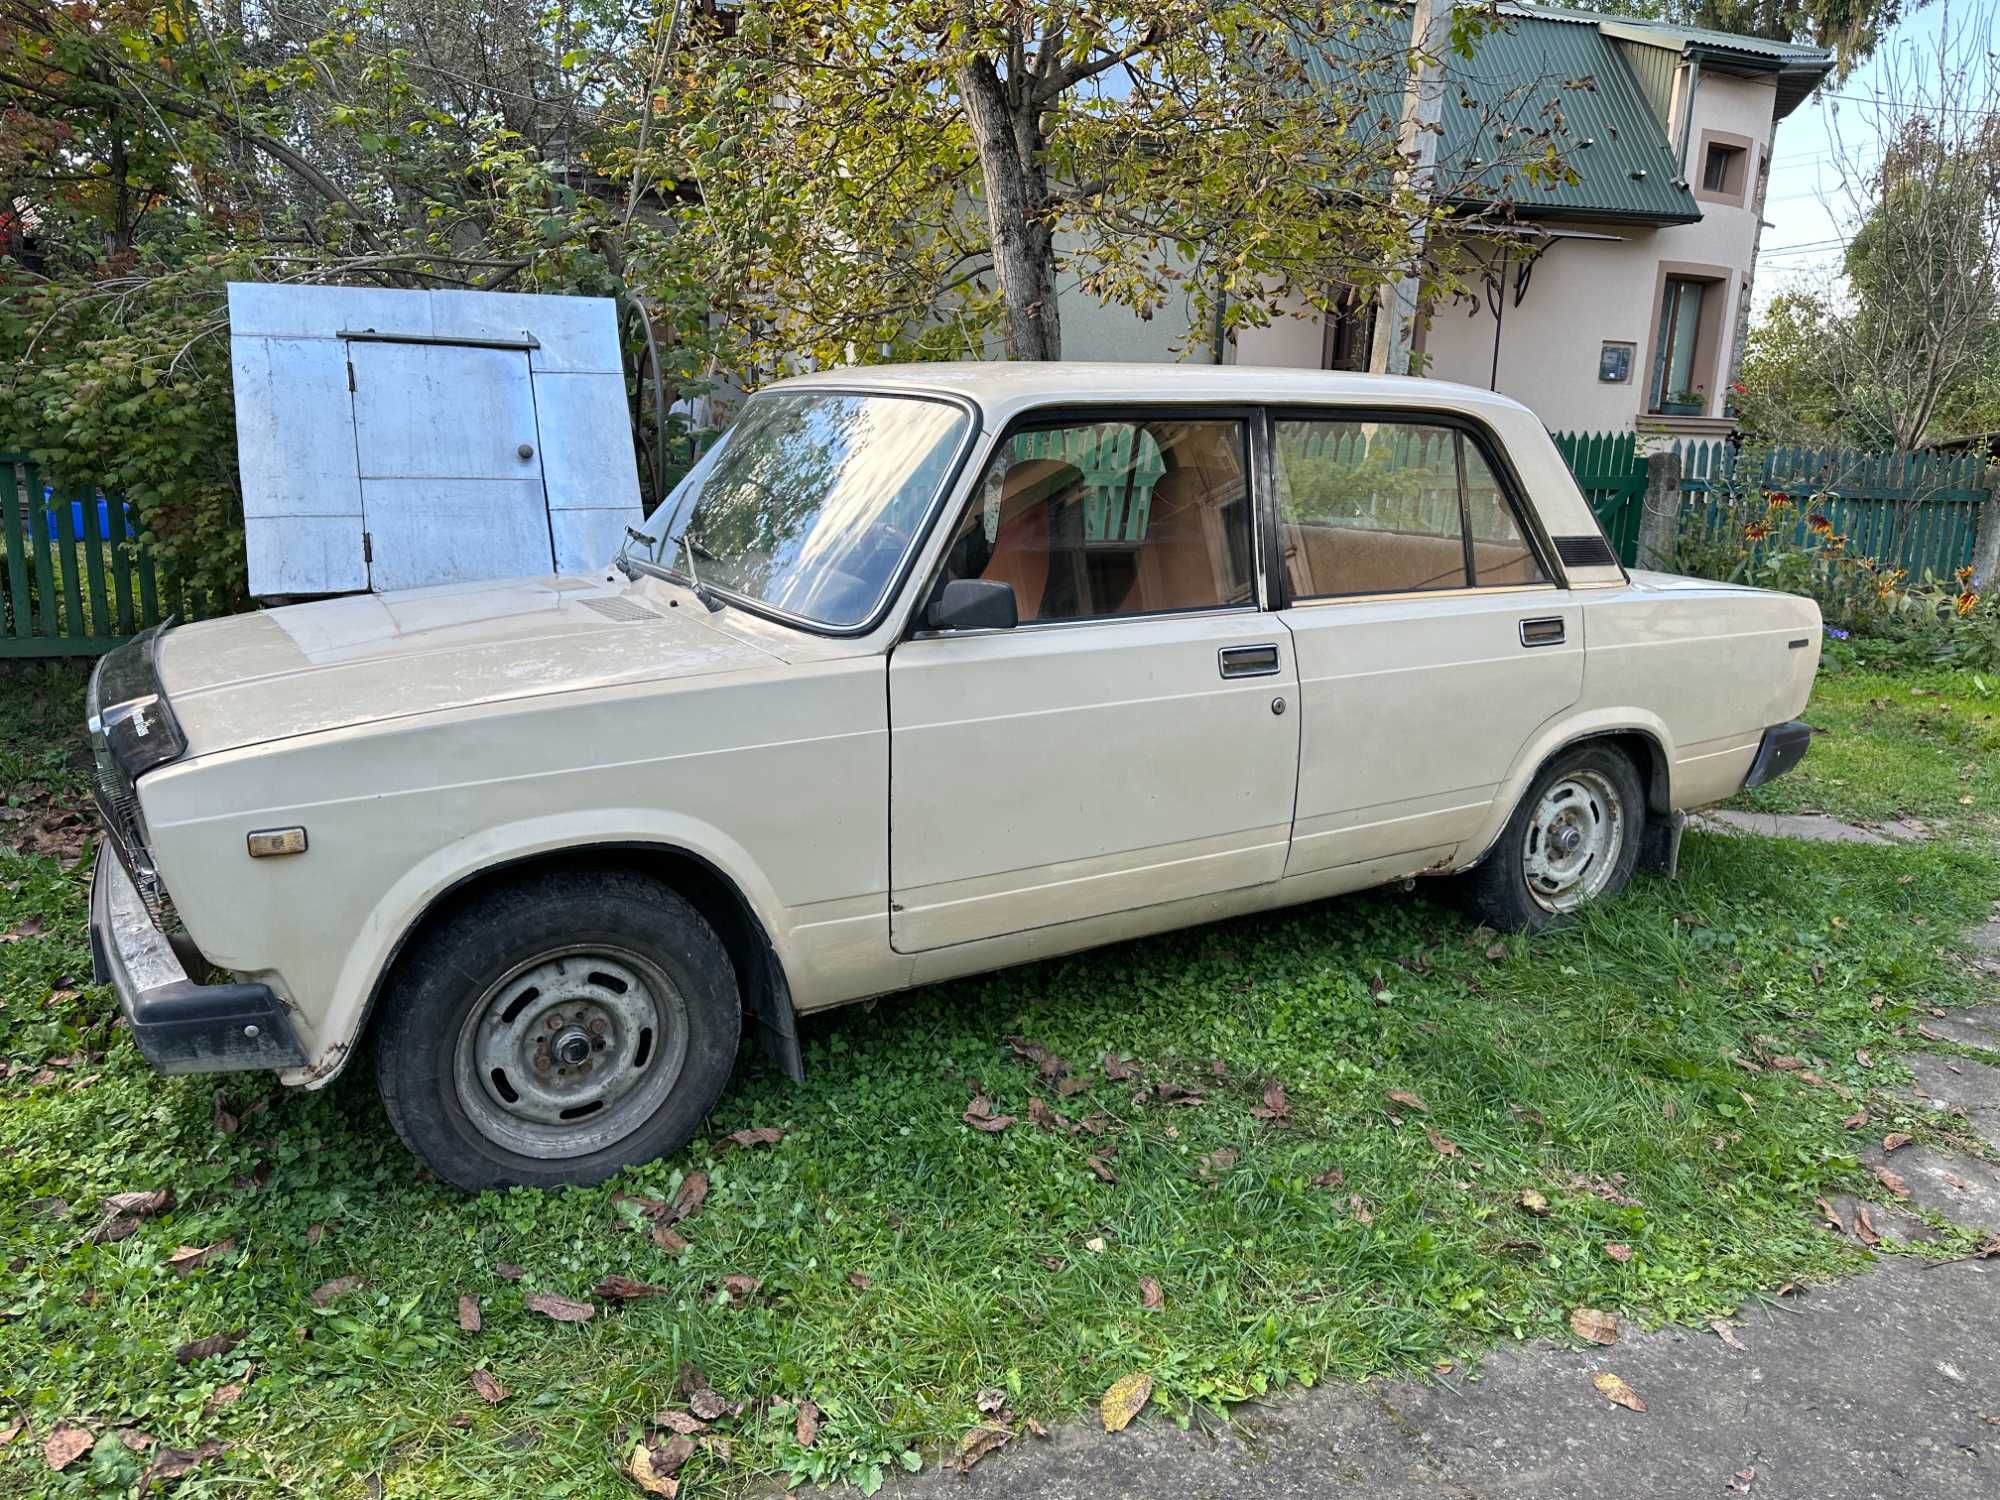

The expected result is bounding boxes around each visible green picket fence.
[1,456,186,659]
[1552,433,1993,576]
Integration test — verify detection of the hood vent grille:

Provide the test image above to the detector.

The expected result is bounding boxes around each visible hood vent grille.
[578,596,661,624]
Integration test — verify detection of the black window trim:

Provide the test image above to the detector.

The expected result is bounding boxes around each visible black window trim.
[1263,404,1566,607]
[904,402,1267,637]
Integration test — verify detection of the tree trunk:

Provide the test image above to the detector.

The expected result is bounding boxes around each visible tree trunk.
[958,55,1061,361]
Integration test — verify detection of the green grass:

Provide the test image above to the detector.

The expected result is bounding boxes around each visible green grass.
[4,660,1998,1497]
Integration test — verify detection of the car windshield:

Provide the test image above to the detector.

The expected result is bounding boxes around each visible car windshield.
[630,390,971,629]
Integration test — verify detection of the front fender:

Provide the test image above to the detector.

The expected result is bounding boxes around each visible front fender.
[283,808,793,1088]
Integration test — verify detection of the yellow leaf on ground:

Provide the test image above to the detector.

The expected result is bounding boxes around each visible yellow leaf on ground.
[1592,1372,1646,1412]
[1569,1307,1618,1346]
[1100,1372,1154,1433]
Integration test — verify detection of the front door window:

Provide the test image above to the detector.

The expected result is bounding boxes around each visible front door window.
[1652,278,1706,411]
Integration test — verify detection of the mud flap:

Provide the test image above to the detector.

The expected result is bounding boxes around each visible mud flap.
[1639,809,1685,880]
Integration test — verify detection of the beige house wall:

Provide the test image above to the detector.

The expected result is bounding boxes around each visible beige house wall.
[1106,69,1787,437]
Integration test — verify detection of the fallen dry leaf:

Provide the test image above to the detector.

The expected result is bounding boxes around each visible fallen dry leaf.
[718,1273,761,1300]
[1099,1372,1154,1433]
[1385,1089,1428,1113]
[669,1172,709,1223]
[1056,1075,1092,1098]
[1518,1188,1549,1216]
[494,1262,525,1280]
[652,1224,688,1253]
[203,1382,247,1416]
[1814,1196,1846,1234]
[1726,1466,1756,1493]
[309,1275,363,1307]
[1569,1307,1618,1347]
[1604,1243,1634,1264]
[1591,1371,1646,1412]
[847,1270,872,1289]
[629,1435,691,1496]
[1027,1096,1066,1133]
[136,1438,223,1494]
[976,1388,1007,1414]
[1423,1125,1462,1158]
[957,1424,1011,1473]
[1086,1155,1119,1184]
[652,1411,707,1436]
[1103,1052,1140,1082]
[1310,1165,1344,1189]
[0,1417,23,1447]
[101,1186,173,1218]
[1250,1080,1291,1122]
[1841,1108,1870,1130]
[164,1239,235,1276]
[1139,1275,1164,1310]
[1872,1165,1911,1199]
[1348,1194,1374,1224]
[795,1398,820,1447]
[688,1387,728,1422]
[522,1290,595,1323]
[593,1275,667,1301]
[720,1126,784,1151]
[43,1423,93,1471]
[1854,1204,1883,1247]
[305,1223,325,1248]
[1767,1055,1805,1071]
[212,1091,240,1136]
[1198,1147,1238,1177]
[175,1330,243,1365]
[1855,1049,1873,1068]
[962,1095,1015,1133]
[1711,1320,1747,1351]
[457,1295,481,1332]
[2,914,46,942]
[470,1369,507,1404]
[1883,1133,1913,1153]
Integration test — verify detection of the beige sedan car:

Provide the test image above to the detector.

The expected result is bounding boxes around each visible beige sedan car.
[87,365,1819,1188]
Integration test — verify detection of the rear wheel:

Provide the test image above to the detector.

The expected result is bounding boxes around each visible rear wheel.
[1461,744,1645,932]
[374,869,740,1190]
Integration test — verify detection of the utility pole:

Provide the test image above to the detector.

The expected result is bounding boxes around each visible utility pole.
[1369,0,1449,377]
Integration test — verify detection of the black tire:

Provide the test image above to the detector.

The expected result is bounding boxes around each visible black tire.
[374,869,740,1191]
[1460,742,1646,933]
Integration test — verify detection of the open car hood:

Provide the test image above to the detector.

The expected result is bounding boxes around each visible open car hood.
[155,575,785,756]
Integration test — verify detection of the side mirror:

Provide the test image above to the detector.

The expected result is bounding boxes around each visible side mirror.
[928,578,1018,631]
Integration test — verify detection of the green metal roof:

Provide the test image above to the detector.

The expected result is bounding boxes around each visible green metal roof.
[1302,9,1702,225]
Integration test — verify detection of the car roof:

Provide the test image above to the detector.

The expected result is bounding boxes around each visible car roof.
[762,361,1540,430]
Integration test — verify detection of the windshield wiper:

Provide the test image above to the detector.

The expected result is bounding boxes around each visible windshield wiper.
[673,530,724,612]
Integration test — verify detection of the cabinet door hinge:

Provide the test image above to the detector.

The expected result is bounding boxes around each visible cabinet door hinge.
[362,531,373,564]
[346,359,356,392]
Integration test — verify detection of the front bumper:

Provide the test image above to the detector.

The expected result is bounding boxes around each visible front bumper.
[1742,720,1813,790]
[90,851,306,1075]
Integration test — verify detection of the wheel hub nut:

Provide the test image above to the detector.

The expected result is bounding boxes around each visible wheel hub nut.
[1552,823,1583,857]
[553,1029,592,1067]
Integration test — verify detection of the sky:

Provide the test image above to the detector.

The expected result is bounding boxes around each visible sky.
[1753,1,1994,312]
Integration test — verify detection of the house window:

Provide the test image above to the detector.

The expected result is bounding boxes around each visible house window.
[1651,277,1709,412]
[1701,142,1745,196]
[1321,288,1376,372]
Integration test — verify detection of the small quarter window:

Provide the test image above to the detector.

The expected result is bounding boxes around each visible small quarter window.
[1701,142,1745,196]
[1274,419,1547,598]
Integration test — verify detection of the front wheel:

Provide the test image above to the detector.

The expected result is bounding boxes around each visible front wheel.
[1459,744,1645,933]
[374,869,741,1190]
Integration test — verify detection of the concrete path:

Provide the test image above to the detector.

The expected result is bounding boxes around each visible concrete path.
[862,917,2000,1500]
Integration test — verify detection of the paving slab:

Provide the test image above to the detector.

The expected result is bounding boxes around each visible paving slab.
[1862,1143,2000,1231]
[866,1258,2000,1500]
[1917,1009,2000,1055]
[1906,1054,2000,1152]
[1693,811,1927,845]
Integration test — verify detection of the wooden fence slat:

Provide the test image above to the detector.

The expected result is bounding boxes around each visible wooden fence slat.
[107,497,134,636]
[53,490,85,638]
[2,459,31,641]
[29,470,59,639]
[80,489,111,639]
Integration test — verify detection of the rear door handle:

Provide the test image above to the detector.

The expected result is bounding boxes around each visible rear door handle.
[1519,617,1566,648]
[1219,642,1282,678]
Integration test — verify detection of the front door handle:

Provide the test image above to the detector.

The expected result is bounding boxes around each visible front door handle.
[1219,643,1282,678]
[1519,616,1566,648]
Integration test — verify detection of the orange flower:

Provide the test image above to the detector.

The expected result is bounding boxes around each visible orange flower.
[1823,533,1847,556]
[1743,521,1773,542]
[1807,513,1833,535]
[1957,565,1975,585]
[1956,589,1979,617]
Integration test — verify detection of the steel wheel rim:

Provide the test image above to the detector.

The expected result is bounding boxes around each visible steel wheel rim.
[1522,769,1626,914]
[451,945,688,1158]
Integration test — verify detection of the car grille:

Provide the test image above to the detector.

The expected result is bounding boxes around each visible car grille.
[88,723,173,925]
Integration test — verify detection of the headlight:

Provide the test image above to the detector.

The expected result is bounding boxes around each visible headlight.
[86,622,187,780]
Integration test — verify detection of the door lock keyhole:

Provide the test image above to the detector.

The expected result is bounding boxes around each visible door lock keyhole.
[518,443,535,460]
[1271,696,1287,716]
